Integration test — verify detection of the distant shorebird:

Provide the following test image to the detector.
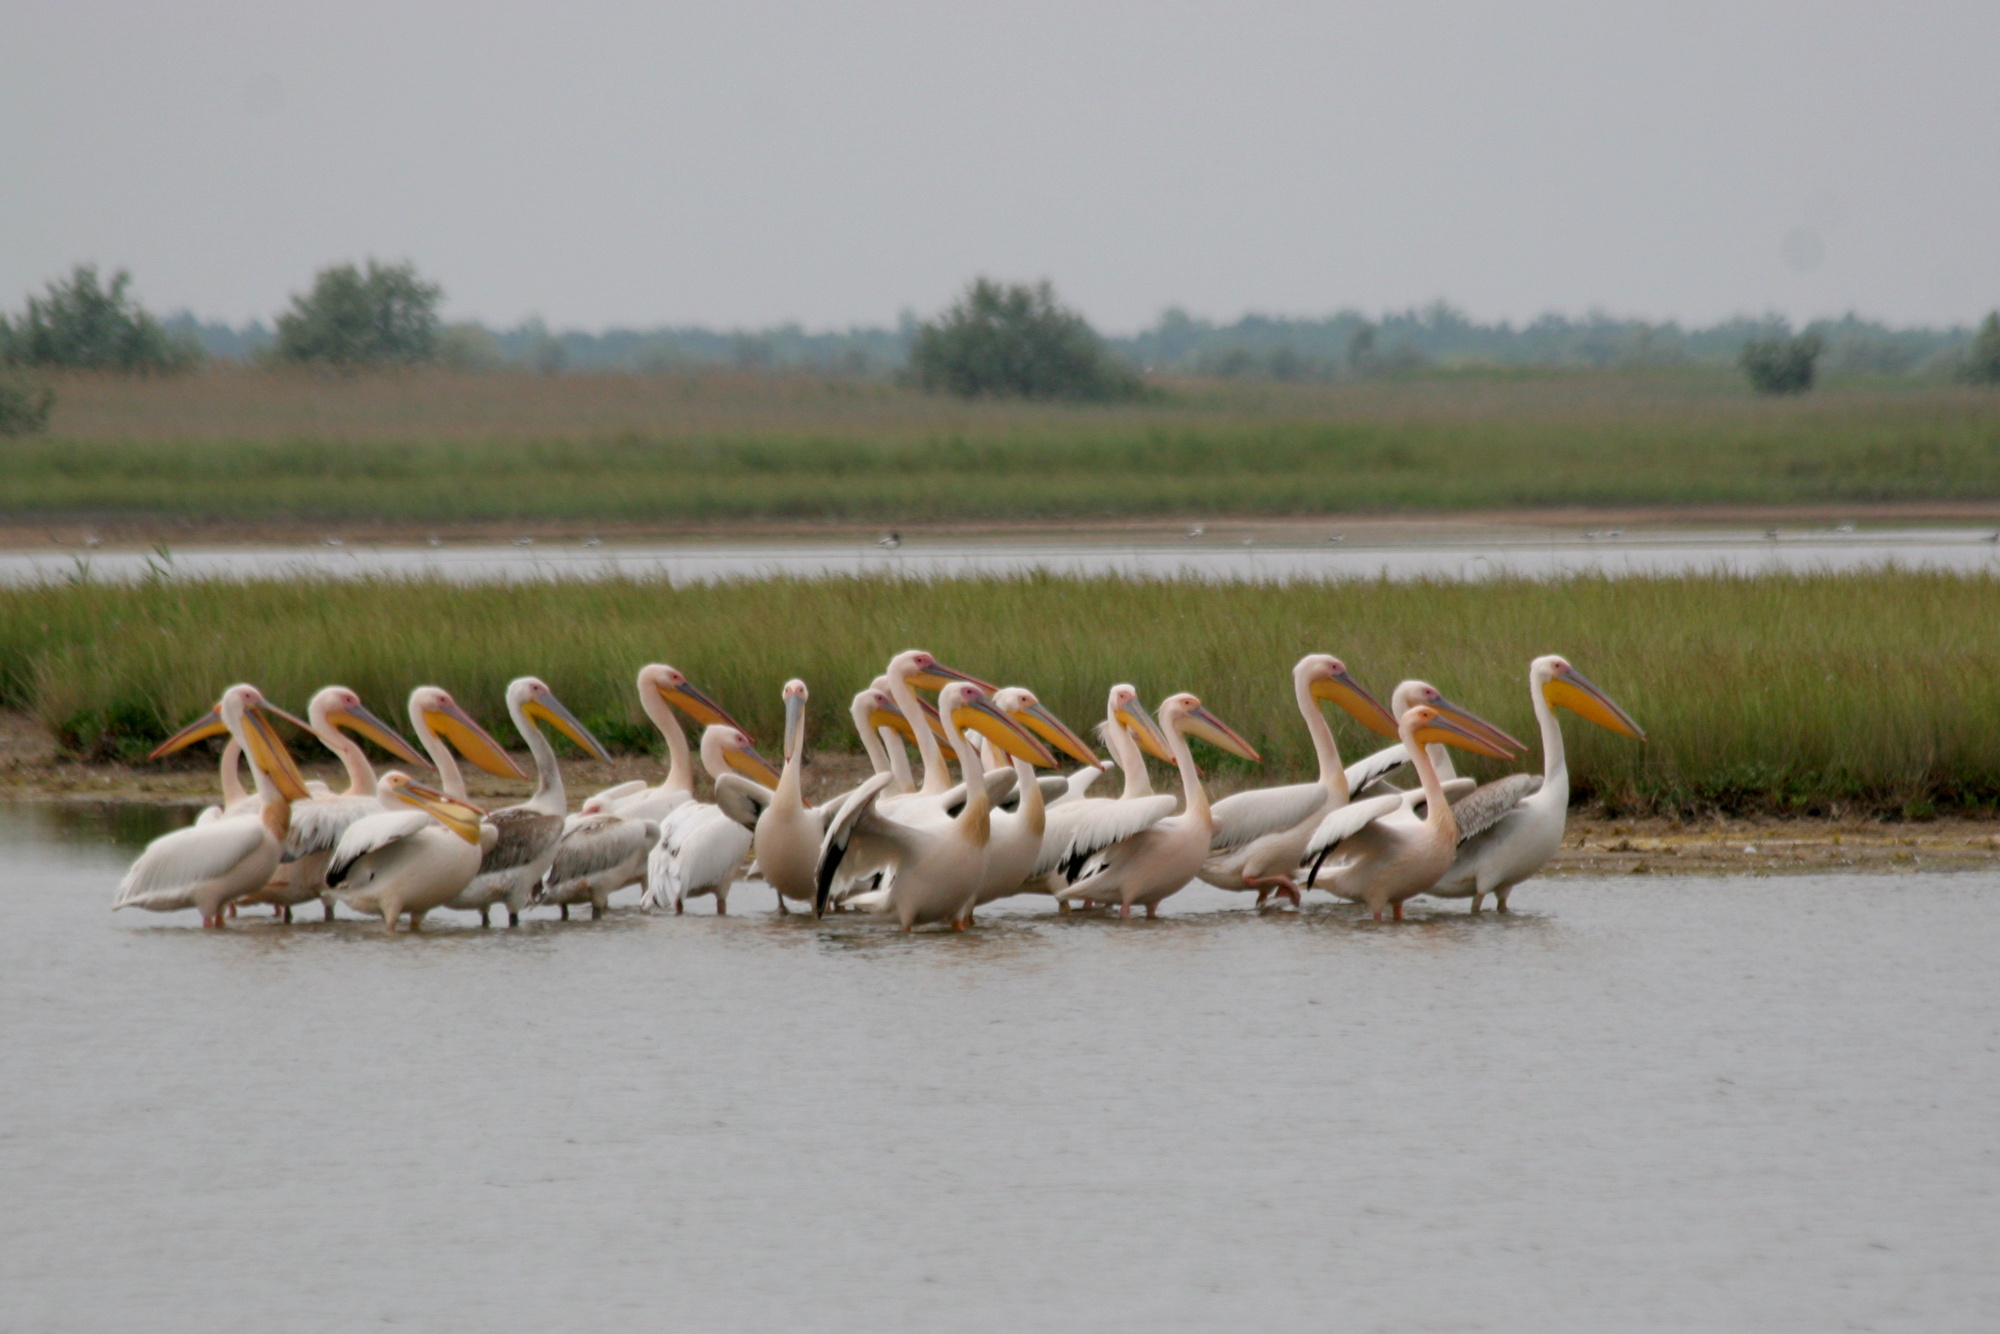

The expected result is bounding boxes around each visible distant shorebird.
[1606,528,1623,539]
[322,536,343,548]
[878,532,901,549]
[514,536,535,548]
[582,536,602,548]
[1185,525,1205,539]
[1324,533,1344,544]
[1764,529,1780,540]
[1836,522,1856,534]
[1242,537,1256,547]
[425,535,442,548]
[83,533,102,549]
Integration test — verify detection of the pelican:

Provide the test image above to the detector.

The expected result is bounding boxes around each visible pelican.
[642,725,782,914]
[405,685,530,801]
[816,683,1055,931]
[852,682,919,794]
[1055,693,1261,919]
[324,774,492,931]
[1196,656,1403,907]
[1031,686,1181,896]
[240,686,428,921]
[195,738,247,824]
[578,664,748,821]
[1302,704,1516,920]
[537,814,661,919]
[705,679,832,914]
[115,685,313,927]
[446,677,610,926]
[1426,656,1645,912]
[965,686,1098,918]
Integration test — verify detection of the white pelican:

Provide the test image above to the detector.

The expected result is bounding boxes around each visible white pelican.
[642,724,782,914]
[852,682,919,794]
[966,686,1099,918]
[243,686,429,922]
[446,677,611,926]
[536,814,661,919]
[115,685,313,927]
[706,679,831,914]
[1425,656,1645,912]
[405,684,530,800]
[1031,685,1182,897]
[1054,692,1262,919]
[324,774,492,931]
[1196,656,1402,907]
[816,683,1055,931]
[1302,704,1516,920]
[578,664,749,821]
[195,738,247,824]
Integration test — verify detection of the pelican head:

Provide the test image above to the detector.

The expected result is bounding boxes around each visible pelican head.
[509,677,612,762]
[781,678,809,764]
[310,685,429,768]
[379,772,487,843]
[1109,684,1177,765]
[993,687,1099,766]
[1533,656,1645,739]
[1298,655,1399,737]
[888,649,997,694]
[1401,704,1517,759]
[638,663,745,730]
[700,724,783,786]
[217,684,313,801]
[149,688,311,761]
[857,684,915,742]
[1393,679,1527,756]
[938,682,1057,767]
[408,686,528,779]
[1158,693,1261,762]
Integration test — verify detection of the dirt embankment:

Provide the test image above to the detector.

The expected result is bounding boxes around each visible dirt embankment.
[5,711,1995,876]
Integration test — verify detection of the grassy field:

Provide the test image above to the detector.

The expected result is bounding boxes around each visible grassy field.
[8,367,2000,525]
[4,568,1997,818]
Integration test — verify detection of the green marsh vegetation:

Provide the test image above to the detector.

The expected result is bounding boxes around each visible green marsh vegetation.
[10,367,2000,525]
[6,568,1997,818]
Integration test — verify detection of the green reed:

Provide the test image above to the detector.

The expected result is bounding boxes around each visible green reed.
[4,568,1997,817]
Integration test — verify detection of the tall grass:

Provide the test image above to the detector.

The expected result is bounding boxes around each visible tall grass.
[9,368,1999,522]
[4,569,1997,816]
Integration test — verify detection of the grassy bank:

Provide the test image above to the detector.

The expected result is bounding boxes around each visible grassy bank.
[3,569,1997,817]
[8,368,1999,524]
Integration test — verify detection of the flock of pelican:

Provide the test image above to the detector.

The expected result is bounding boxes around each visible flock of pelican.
[112,650,1644,932]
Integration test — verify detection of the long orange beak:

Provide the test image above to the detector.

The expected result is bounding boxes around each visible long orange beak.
[423,699,528,780]
[328,701,430,768]
[1544,664,1646,740]
[1310,669,1400,739]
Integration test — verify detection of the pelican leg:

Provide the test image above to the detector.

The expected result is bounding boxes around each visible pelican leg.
[1119,902,1132,920]
[280,905,293,924]
[1494,890,1512,913]
[508,909,520,927]
[226,903,237,918]
[1144,903,1158,919]
[1254,888,1271,908]
[559,904,569,921]
[674,900,684,916]
[775,892,790,916]
[591,900,604,920]
[1392,901,1405,921]
[1468,892,1485,914]
[322,896,337,921]
[408,909,426,932]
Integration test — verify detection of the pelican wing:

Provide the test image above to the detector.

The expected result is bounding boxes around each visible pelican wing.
[479,807,563,873]
[545,813,657,890]
[1303,793,1406,862]
[1039,793,1179,880]
[642,803,750,909]
[1402,777,1479,818]
[1449,774,1544,846]
[712,773,776,831]
[1208,781,1333,854]
[326,809,434,888]
[282,794,380,861]
[1052,766,1106,805]
[816,773,924,912]
[1346,744,1410,796]
[939,768,1020,818]
[114,818,268,909]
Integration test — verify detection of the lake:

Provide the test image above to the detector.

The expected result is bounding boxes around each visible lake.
[3,803,1995,1332]
[8,524,2000,585]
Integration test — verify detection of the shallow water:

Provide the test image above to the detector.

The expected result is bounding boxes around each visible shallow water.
[11,525,2000,585]
[4,802,1996,1332]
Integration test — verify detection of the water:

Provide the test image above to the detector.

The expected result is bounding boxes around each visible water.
[11,525,2000,585]
[4,802,1996,1332]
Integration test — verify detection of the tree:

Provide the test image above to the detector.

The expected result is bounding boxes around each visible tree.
[274,260,443,368]
[1740,331,1823,395]
[0,265,200,372]
[909,279,1144,401]
[1961,312,2000,386]
[0,374,54,436]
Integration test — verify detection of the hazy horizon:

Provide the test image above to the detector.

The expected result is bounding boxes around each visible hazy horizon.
[6,1,1996,334]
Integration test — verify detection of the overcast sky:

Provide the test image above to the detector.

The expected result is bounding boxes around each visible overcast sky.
[4,1,1995,333]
